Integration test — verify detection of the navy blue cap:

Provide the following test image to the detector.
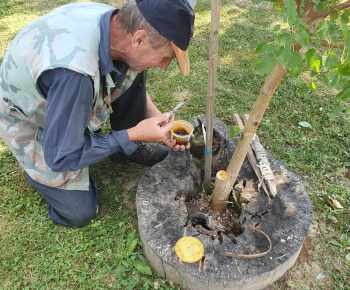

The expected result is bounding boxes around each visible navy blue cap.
[136,0,195,75]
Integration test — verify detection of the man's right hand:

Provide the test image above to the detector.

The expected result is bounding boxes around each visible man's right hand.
[126,113,174,143]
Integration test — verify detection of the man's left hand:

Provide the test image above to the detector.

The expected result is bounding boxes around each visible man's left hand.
[162,132,194,151]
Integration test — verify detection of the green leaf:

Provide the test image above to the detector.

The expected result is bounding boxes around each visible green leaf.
[305,49,315,66]
[309,82,317,91]
[256,41,269,54]
[298,121,312,128]
[310,57,321,73]
[315,2,324,12]
[330,12,340,22]
[121,259,131,267]
[331,103,345,116]
[284,0,297,19]
[126,238,138,254]
[275,32,294,47]
[340,13,349,39]
[316,21,329,39]
[229,128,238,139]
[329,240,342,247]
[286,51,302,70]
[324,52,339,70]
[266,44,279,54]
[337,60,350,75]
[340,234,348,247]
[300,83,308,95]
[115,262,127,277]
[335,84,350,101]
[289,65,300,78]
[132,260,153,275]
[294,28,311,48]
[346,253,350,261]
[276,47,292,68]
[256,55,277,75]
[328,71,341,89]
[289,16,306,28]
[252,0,265,4]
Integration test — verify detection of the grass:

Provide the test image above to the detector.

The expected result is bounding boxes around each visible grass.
[1,0,349,289]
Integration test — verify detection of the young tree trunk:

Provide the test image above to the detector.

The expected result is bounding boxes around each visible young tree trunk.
[212,62,287,212]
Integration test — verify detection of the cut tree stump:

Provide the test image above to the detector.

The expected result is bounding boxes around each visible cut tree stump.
[136,115,313,290]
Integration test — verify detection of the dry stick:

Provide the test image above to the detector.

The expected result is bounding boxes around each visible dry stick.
[243,114,277,197]
[198,255,206,272]
[204,0,220,194]
[233,113,270,201]
[212,62,287,212]
[224,225,272,259]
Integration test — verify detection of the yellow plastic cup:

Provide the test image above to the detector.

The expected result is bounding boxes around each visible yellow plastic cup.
[171,120,194,145]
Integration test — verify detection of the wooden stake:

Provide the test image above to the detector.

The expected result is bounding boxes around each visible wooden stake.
[212,170,228,212]
[204,0,220,193]
[243,114,277,197]
[233,114,270,198]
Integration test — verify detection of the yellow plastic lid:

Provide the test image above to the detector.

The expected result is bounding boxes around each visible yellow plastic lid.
[175,236,204,263]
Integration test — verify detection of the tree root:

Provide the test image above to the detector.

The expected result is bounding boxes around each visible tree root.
[224,225,272,259]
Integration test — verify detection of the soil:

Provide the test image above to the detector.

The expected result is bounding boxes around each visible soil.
[186,193,242,245]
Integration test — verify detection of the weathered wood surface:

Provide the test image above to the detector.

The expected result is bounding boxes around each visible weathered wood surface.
[136,115,313,290]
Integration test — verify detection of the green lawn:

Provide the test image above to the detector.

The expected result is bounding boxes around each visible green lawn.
[1,0,349,289]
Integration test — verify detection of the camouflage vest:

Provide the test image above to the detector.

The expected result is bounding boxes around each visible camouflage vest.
[0,3,137,190]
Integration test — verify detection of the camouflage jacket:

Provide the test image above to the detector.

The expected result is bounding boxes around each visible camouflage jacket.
[0,3,137,190]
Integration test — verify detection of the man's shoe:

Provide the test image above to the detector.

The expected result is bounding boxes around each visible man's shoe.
[109,142,169,166]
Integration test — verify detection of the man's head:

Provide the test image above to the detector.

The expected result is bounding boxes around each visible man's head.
[117,0,195,76]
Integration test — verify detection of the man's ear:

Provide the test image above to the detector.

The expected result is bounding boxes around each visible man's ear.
[132,30,148,48]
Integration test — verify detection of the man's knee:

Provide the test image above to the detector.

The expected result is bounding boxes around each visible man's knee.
[64,203,98,227]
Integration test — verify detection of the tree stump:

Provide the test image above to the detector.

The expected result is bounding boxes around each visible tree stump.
[136,115,313,290]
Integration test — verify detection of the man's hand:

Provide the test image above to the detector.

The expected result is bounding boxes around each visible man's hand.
[162,131,193,151]
[126,113,193,151]
[127,113,174,143]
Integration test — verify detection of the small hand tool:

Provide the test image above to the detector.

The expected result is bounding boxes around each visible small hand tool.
[158,101,185,126]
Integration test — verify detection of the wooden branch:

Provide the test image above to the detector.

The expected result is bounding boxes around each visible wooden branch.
[212,170,229,212]
[296,0,302,16]
[319,39,344,50]
[303,1,350,32]
[302,0,316,18]
[318,1,350,19]
[244,114,277,197]
[233,114,270,199]
[224,225,272,259]
[198,255,206,272]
